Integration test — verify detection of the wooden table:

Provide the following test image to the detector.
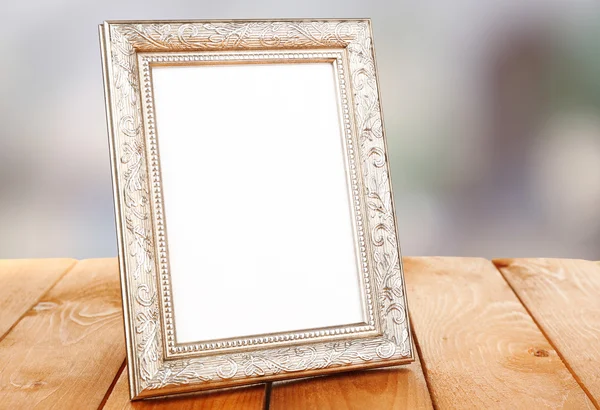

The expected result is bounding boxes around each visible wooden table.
[0,257,598,409]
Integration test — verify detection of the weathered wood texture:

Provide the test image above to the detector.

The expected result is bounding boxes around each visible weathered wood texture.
[0,259,125,409]
[2,257,599,409]
[494,258,600,407]
[0,258,76,338]
[103,366,266,410]
[269,345,433,410]
[403,257,595,409]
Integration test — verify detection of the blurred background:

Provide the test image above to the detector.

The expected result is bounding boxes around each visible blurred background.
[1,1,599,259]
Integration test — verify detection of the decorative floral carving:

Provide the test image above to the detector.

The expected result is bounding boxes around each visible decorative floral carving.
[102,19,411,397]
[120,21,356,51]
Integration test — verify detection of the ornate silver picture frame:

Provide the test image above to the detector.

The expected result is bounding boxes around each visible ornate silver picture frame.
[100,19,413,400]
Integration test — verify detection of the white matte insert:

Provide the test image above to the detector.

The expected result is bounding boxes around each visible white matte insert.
[151,62,363,343]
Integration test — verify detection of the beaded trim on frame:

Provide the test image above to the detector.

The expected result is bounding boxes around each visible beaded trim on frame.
[100,19,413,400]
[139,50,379,357]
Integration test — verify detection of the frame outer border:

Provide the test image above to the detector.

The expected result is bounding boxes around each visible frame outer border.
[366,19,415,364]
[99,22,141,399]
[100,19,413,400]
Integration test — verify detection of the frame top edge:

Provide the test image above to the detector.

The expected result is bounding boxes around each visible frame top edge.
[101,18,371,26]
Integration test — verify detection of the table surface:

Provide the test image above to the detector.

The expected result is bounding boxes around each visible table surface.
[0,257,598,409]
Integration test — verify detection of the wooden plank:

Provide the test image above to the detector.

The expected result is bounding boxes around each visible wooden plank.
[269,346,433,409]
[0,258,76,338]
[404,257,594,409]
[494,258,600,406]
[102,366,267,409]
[0,258,125,409]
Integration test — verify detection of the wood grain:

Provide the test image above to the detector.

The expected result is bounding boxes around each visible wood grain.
[494,258,600,407]
[269,346,433,410]
[404,257,594,409]
[0,258,125,409]
[102,365,266,410]
[0,258,76,338]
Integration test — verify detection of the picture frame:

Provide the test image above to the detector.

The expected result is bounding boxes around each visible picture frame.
[99,18,413,400]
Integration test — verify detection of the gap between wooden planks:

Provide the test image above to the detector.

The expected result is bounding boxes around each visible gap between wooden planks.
[268,346,433,410]
[102,365,266,410]
[494,258,600,408]
[101,359,432,410]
